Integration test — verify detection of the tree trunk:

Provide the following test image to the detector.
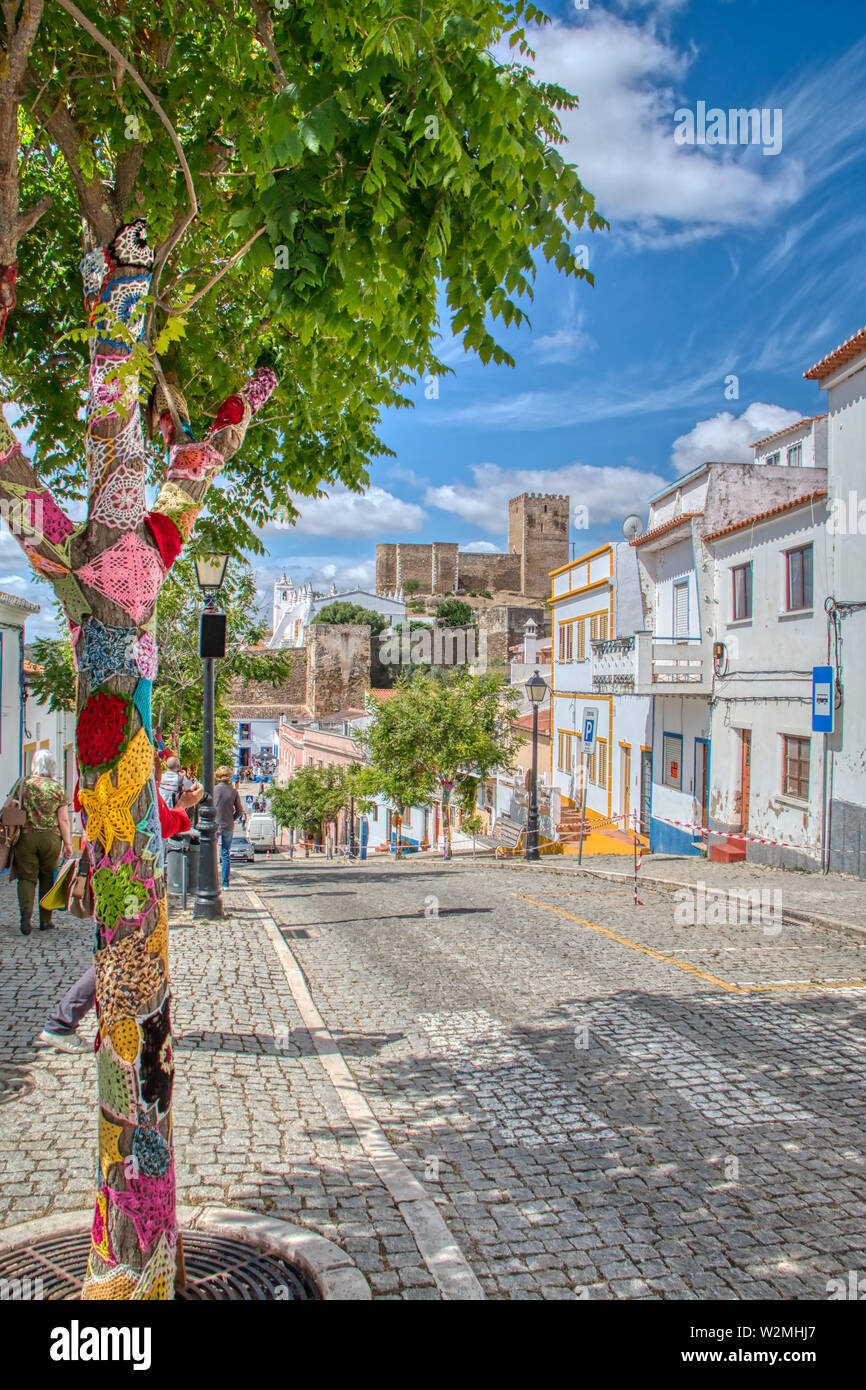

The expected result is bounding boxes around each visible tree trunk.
[442,784,452,860]
[1,220,275,1299]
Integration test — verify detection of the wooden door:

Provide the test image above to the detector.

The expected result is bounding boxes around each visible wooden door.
[621,745,631,824]
[696,740,709,832]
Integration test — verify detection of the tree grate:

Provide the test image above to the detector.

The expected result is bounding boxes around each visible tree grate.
[0,1230,320,1300]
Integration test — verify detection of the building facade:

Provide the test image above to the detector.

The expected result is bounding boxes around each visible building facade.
[269,576,406,650]
[0,590,40,798]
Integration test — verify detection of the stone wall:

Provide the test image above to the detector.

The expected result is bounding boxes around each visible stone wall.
[478,604,549,669]
[226,650,307,720]
[456,551,521,592]
[306,623,371,719]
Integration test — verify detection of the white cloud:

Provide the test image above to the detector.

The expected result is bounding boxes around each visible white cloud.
[670,402,803,475]
[426,460,667,535]
[269,485,427,539]
[518,15,804,241]
[459,540,500,554]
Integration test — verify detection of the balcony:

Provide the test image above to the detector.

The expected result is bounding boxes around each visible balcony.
[591,633,711,696]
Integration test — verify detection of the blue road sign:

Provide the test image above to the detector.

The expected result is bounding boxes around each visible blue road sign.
[812,666,834,734]
[582,706,599,753]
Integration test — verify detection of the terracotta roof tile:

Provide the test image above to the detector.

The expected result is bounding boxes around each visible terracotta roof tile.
[515,709,552,734]
[804,328,866,381]
[702,490,827,542]
[630,512,702,547]
[750,414,826,449]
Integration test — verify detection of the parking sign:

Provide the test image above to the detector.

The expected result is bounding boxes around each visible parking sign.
[582,706,599,754]
[812,666,834,734]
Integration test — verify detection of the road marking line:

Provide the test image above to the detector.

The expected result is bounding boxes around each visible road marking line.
[514,895,866,995]
[245,889,484,1301]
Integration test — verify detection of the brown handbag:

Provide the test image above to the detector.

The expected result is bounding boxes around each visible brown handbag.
[0,779,27,870]
[67,852,94,919]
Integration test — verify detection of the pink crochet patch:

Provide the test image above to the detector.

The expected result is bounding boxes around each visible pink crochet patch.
[167,441,222,483]
[77,531,164,624]
[131,631,158,680]
[107,1160,175,1252]
[25,489,75,546]
[241,365,278,415]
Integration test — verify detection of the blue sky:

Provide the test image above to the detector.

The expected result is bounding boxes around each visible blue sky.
[4,0,865,634]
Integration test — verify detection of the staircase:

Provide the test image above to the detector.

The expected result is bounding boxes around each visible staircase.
[556,808,586,846]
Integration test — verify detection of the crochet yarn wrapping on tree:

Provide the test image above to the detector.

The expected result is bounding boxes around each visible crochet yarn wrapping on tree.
[77,691,134,774]
[77,531,164,624]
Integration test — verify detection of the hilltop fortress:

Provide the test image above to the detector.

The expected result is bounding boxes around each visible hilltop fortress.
[375,493,570,600]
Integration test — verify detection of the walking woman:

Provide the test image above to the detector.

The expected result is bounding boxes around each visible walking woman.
[9,750,73,935]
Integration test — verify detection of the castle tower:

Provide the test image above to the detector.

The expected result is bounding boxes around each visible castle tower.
[508,493,569,597]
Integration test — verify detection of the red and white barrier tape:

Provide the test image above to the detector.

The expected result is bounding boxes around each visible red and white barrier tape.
[649,813,817,857]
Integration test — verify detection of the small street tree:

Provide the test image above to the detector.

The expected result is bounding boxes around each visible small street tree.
[435,598,474,628]
[0,0,601,1298]
[359,671,522,859]
[268,763,366,850]
[312,600,388,636]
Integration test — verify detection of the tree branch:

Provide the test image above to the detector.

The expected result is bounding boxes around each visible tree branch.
[163,227,266,317]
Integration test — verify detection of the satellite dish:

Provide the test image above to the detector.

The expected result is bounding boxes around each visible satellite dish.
[622,514,644,541]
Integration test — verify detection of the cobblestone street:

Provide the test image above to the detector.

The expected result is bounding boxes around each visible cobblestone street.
[1,856,865,1300]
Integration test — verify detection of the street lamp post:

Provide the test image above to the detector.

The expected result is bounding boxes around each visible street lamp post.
[524,669,548,862]
[348,793,356,857]
[194,554,229,919]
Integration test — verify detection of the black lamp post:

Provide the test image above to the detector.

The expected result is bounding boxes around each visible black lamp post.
[348,793,356,857]
[524,669,548,862]
[194,553,229,919]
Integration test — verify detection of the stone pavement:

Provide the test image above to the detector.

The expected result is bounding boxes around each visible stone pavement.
[1,855,865,1300]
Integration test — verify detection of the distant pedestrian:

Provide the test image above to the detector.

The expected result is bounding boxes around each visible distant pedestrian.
[160,755,182,807]
[214,766,246,887]
[8,751,73,935]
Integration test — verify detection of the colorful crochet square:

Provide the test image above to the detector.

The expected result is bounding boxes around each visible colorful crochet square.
[95,931,165,1036]
[150,481,194,518]
[108,1159,175,1253]
[79,615,139,687]
[81,246,110,302]
[110,1017,141,1064]
[134,1233,176,1300]
[24,489,75,547]
[135,785,162,862]
[139,996,173,1116]
[241,365,278,414]
[79,772,139,854]
[144,511,184,570]
[132,632,158,680]
[91,464,147,530]
[167,440,222,483]
[132,1124,171,1177]
[99,1114,125,1179]
[133,677,153,742]
[146,898,168,970]
[77,690,134,774]
[86,408,143,495]
[91,1188,117,1267]
[108,219,154,269]
[83,1266,138,1301]
[97,1035,138,1123]
[26,548,69,577]
[50,571,91,625]
[0,414,15,461]
[77,530,164,624]
[116,727,155,792]
[93,859,155,936]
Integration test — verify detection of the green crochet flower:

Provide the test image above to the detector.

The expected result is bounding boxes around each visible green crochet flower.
[93,863,151,932]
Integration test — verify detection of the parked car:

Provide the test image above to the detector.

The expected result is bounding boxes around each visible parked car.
[229,831,255,862]
[247,813,277,853]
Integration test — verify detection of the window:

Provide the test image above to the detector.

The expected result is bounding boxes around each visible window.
[782,735,810,800]
[589,613,608,642]
[557,730,578,772]
[786,442,803,467]
[557,622,573,662]
[576,619,586,661]
[674,581,689,638]
[766,451,781,466]
[593,739,608,788]
[785,545,813,611]
[663,734,682,790]
[732,563,752,621]
[239,723,251,743]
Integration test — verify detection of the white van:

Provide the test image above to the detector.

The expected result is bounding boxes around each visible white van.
[247,813,277,853]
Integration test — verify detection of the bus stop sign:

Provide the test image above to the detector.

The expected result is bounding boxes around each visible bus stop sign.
[812,666,834,734]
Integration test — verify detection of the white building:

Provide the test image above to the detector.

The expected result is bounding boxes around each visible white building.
[703,487,829,869]
[803,327,866,876]
[550,542,651,848]
[269,574,407,649]
[0,589,40,797]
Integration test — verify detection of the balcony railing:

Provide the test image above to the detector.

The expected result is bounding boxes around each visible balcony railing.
[591,633,710,695]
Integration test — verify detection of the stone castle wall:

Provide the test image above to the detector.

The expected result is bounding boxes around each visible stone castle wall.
[226,650,308,719]
[305,624,371,720]
[508,493,570,598]
[456,551,521,592]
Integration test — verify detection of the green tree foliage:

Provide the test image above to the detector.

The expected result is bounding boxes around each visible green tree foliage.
[268,761,366,841]
[26,553,293,770]
[312,600,388,636]
[358,669,522,858]
[435,598,474,628]
[402,578,421,595]
[2,1,604,559]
